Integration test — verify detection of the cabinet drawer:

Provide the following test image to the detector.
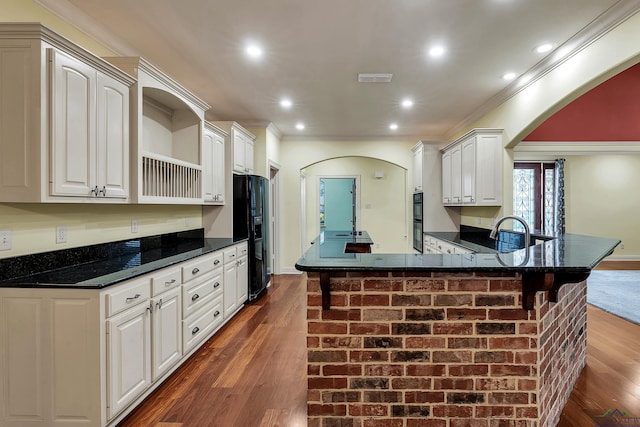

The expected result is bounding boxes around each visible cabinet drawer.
[105,277,151,318]
[151,267,182,296]
[181,252,223,283]
[223,247,237,264]
[236,242,248,257]
[182,296,223,353]
[182,268,223,319]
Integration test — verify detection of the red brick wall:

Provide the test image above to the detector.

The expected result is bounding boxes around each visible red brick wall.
[306,271,587,427]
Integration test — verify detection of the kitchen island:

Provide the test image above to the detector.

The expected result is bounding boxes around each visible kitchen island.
[296,230,619,427]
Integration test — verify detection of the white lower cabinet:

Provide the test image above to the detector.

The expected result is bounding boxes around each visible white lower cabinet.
[106,299,152,420]
[151,286,182,381]
[423,234,473,255]
[0,244,250,427]
[237,253,249,306]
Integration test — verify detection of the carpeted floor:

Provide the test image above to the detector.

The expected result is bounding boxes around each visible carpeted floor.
[587,270,640,325]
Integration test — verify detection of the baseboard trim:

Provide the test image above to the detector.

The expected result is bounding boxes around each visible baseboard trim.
[280,266,303,275]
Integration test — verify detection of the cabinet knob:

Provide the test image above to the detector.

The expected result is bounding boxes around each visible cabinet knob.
[214,260,220,265]
[192,293,200,302]
[192,326,200,335]
[192,268,200,275]
[214,310,221,317]
[214,282,220,289]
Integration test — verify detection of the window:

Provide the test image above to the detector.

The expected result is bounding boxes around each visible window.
[513,162,555,233]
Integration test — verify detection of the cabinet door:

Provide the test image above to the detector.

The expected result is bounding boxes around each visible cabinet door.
[476,134,503,205]
[50,49,96,197]
[106,302,151,420]
[244,137,254,174]
[151,287,182,381]
[442,151,452,204]
[461,137,476,204]
[237,255,249,306]
[96,72,129,199]
[412,144,423,192]
[450,144,462,204]
[233,131,245,173]
[223,262,237,317]
[202,129,215,202]
[212,131,225,202]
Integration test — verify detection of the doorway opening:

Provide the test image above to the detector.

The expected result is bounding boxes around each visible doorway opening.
[319,176,359,232]
[268,161,280,275]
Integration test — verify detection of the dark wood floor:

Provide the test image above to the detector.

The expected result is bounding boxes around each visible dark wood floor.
[119,269,640,427]
[118,274,308,427]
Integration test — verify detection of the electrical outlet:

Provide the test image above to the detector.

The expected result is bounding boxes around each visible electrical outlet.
[56,226,67,244]
[0,230,11,251]
[131,219,138,233]
[620,242,625,250]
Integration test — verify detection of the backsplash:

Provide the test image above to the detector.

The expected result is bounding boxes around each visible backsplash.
[0,228,204,282]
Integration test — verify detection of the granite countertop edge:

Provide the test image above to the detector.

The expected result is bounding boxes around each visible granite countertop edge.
[0,230,248,289]
[295,231,620,274]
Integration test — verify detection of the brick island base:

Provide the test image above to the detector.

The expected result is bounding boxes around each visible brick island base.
[306,271,587,427]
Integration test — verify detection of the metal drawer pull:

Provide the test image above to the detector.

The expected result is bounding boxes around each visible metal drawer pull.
[192,268,200,275]
[192,326,200,335]
[126,294,141,302]
[99,186,106,196]
[214,282,220,289]
[214,310,220,317]
[165,279,176,286]
[156,299,163,310]
[90,185,99,196]
[214,260,220,265]
[192,293,200,302]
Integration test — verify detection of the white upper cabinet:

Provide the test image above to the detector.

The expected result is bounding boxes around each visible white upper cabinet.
[0,23,134,203]
[104,57,211,204]
[441,129,503,207]
[212,121,255,175]
[203,122,227,204]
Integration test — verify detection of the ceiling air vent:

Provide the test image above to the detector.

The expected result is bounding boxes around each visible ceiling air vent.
[357,73,393,83]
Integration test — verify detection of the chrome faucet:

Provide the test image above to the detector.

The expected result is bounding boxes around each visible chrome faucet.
[490,215,530,250]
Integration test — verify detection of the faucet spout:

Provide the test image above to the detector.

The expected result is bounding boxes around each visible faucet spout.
[490,215,530,250]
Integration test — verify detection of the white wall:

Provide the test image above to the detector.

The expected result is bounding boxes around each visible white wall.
[280,138,415,271]
[303,157,409,254]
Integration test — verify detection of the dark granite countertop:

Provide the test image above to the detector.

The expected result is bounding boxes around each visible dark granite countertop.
[0,229,246,289]
[425,225,555,254]
[295,229,619,273]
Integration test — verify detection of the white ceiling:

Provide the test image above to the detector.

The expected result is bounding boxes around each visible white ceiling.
[36,0,640,140]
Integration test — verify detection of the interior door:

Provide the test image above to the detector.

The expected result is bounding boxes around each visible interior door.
[320,177,356,231]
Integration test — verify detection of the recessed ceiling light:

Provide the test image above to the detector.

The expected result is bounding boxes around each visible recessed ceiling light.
[245,43,263,59]
[280,98,293,109]
[401,98,414,109]
[502,72,517,81]
[534,43,554,54]
[389,123,399,131]
[428,46,446,57]
[295,122,305,130]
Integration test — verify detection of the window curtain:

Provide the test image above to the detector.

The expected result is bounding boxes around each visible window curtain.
[554,158,566,234]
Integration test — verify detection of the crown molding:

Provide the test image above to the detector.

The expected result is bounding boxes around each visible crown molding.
[515,141,640,155]
[446,0,640,141]
[34,0,138,56]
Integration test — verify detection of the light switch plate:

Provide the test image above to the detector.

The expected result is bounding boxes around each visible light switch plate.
[0,230,11,251]
[131,219,138,233]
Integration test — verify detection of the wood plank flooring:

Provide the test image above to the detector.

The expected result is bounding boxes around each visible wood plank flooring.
[118,271,640,427]
[117,274,308,427]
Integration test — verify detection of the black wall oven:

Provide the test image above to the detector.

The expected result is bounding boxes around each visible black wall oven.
[412,192,423,252]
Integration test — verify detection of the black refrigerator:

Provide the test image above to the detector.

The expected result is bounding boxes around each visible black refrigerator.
[233,174,270,301]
